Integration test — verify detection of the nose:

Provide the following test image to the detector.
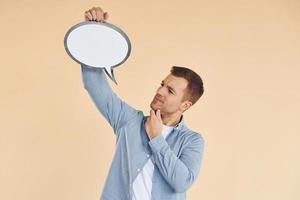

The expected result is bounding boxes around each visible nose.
[156,87,165,98]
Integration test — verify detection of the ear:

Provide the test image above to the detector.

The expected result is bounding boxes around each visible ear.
[180,100,193,112]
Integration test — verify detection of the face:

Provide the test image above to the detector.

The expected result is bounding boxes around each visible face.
[150,74,192,115]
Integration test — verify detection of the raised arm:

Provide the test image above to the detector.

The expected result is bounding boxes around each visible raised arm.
[81,65,139,135]
[81,7,139,135]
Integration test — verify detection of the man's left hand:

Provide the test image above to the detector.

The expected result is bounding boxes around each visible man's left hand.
[145,109,163,140]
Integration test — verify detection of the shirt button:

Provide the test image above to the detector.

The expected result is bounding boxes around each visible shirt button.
[147,154,150,158]
[137,168,140,172]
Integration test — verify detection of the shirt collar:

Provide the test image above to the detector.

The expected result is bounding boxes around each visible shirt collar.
[168,114,185,130]
[144,114,185,130]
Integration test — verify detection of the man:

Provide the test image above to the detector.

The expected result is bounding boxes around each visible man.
[82,6,205,200]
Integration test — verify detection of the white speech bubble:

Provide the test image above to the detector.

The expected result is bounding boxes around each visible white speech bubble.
[64,21,131,84]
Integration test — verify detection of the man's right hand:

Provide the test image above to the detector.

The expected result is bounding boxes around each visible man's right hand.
[84,6,109,22]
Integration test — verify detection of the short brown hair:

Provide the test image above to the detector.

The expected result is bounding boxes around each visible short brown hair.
[170,66,204,105]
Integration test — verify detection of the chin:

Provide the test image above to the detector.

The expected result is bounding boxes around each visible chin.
[150,102,159,111]
[150,102,156,111]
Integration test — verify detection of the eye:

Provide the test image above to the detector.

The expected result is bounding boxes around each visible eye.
[168,89,173,94]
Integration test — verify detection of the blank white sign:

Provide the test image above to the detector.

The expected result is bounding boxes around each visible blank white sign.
[64,21,131,84]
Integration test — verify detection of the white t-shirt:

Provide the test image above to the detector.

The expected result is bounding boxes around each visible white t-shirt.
[132,124,174,200]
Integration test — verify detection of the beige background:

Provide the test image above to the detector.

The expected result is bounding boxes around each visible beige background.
[1,0,299,200]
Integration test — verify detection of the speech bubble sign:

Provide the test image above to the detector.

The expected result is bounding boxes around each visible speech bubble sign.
[64,21,131,85]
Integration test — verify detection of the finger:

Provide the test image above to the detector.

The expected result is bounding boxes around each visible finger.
[145,118,149,128]
[156,109,162,122]
[104,12,109,20]
[85,11,93,21]
[90,8,97,20]
[150,110,154,118]
[96,9,104,22]
[96,11,102,22]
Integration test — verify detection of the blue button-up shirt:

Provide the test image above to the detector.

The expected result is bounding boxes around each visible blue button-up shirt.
[81,65,205,200]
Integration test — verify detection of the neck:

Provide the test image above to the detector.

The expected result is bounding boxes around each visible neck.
[161,112,182,127]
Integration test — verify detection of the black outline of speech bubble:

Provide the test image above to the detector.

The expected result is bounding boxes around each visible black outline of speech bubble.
[64,21,132,85]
